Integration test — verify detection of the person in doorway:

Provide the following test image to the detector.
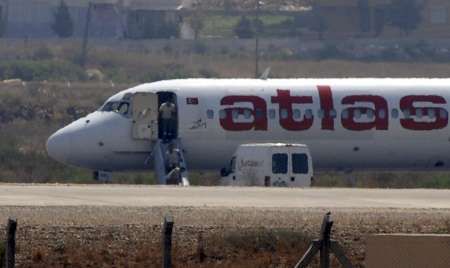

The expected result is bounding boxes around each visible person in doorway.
[159,99,176,141]
[166,144,182,172]
[166,165,182,185]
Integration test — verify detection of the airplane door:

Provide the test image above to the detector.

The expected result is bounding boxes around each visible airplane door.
[131,92,158,140]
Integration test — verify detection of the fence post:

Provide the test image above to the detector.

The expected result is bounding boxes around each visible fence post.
[197,231,205,263]
[162,215,174,268]
[319,213,332,268]
[295,212,353,268]
[5,218,17,268]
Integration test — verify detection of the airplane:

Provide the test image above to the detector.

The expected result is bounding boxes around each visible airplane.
[47,78,450,183]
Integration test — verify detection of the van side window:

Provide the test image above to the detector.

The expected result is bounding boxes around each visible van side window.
[292,154,309,174]
[272,153,288,174]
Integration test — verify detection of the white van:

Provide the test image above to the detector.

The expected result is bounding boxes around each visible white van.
[220,143,313,187]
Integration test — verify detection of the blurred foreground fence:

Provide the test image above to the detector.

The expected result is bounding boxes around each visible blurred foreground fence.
[295,212,353,268]
[1,218,17,268]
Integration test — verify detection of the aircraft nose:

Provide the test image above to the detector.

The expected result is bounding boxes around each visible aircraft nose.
[46,130,72,164]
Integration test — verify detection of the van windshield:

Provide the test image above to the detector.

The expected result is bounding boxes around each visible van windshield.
[101,101,130,116]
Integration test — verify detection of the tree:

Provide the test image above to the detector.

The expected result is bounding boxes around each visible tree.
[51,0,74,38]
[234,16,254,39]
[388,0,421,35]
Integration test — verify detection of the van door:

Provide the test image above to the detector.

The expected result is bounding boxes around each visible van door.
[131,92,159,140]
[271,149,289,186]
[291,152,311,187]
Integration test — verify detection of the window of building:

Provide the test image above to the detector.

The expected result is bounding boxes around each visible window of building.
[430,7,448,24]
[292,153,309,174]
[272,153,288,174]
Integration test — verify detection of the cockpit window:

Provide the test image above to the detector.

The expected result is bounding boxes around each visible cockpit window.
[101,101,130,116]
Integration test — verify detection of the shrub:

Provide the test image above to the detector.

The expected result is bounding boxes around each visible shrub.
[32,46,54,60]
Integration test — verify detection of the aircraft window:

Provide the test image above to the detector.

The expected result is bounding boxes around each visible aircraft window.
[416,108,423,118]
[293,109,301,119]
[366,109,374,119]
[219,110,226,119]
[403,109,411,118]
[232,109,239,119]
[244,109,252,119]
[269,109,276,119]
[101,101,129,116]
[342,110,349,119]
[379,109,386,119]
[280,109,288,119]
[317,109,324,119]
[330,109,337,118]
[354,109,361,119]
[391,109,399,119]
[207,109,214,119]
[440,109,448,119]
[428,109,436,119]
[305,109,313,119]
[255,109,264,119]
[272,153,288,174]
[292,153,309,174]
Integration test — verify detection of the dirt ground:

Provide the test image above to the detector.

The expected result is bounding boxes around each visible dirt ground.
[0,206,449,267]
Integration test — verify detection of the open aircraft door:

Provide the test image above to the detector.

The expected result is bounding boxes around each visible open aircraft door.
[131,92,159,140]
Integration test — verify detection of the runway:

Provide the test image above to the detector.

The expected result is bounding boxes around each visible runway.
[0,184,448,208]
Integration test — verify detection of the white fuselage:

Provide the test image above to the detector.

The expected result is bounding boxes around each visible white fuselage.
[47,78,450,172]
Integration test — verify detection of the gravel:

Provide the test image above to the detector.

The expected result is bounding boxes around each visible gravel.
[0,206,449,267]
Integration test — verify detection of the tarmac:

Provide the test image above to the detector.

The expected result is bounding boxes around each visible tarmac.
[0,184,448,208]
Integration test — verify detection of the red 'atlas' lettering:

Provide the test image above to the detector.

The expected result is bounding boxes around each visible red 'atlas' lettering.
[271,89,313,131]
[318,85,335,130]
[220,96,267,131]
[400,95,448,131]
[341,95,388,131]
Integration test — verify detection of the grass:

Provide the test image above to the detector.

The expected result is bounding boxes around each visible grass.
[314,171,450,188]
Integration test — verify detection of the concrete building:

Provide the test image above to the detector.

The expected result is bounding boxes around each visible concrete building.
[0,0,191,39]
[314,0,450,39]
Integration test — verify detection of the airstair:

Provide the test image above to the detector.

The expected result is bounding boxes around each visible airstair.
[152,139,189,186]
